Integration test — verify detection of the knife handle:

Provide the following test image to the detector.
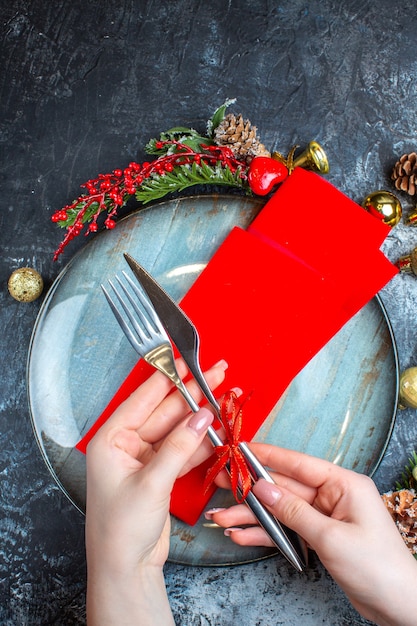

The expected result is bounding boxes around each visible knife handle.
[178,385,305,572]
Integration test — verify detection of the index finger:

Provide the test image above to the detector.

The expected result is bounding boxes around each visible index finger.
[247,443,358,488]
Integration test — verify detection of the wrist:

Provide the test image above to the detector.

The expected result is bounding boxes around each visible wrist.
[87,562,174,626]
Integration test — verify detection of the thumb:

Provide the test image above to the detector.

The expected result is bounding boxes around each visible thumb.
[252,479,332,548]
[146,408,214,494]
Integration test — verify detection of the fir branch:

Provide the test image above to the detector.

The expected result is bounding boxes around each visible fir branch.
[135,160,248,204]
[395,450,417,490]
[145,127,214,155]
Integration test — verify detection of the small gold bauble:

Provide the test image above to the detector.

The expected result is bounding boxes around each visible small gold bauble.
[362,190,402,227]
[8,267,44,302]
[399,367,417,409]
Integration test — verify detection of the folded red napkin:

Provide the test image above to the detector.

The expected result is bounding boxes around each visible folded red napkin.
[77,168,398,525]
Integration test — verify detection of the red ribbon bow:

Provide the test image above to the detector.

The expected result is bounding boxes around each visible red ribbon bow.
[203,390,252,503]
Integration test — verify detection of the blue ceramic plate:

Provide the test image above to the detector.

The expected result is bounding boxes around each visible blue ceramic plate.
[27,195,399,566]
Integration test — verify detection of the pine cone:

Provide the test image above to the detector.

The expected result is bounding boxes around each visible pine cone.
[214,113,270,163]
[392,152,417,196]
[382,489,417,556]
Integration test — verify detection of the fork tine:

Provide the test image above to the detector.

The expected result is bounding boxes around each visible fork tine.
[114,274,154,340]
[121,271,168,338]
[101,282,143,354]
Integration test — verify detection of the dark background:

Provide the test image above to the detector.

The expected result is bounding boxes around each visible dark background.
[2,1,417,624]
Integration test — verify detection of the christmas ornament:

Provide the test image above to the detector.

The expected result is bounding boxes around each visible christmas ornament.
[247,141,329,196]
[397,247,417,275]
[51,99,328,260]
[382,489,417,558]
[8,267,43,302]
[362,190,402,227]
[51,99,252,260]
[398,367,417,409]
[213,112,270,163]
[276,140,330,175]
[392,152,417,195]
[247,155,288,195]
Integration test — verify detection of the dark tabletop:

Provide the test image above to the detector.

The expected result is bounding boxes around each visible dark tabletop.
[2,1,417,624]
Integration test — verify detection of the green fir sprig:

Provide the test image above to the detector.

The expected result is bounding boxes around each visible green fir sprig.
[395,450,417,490]
[51,99,250,260]
[136,159,247,204]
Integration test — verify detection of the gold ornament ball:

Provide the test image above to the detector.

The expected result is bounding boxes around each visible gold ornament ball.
[362,190,402,227]
[8,267,44,302]
[399,367,417,409]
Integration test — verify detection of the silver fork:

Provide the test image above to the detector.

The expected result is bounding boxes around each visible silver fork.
[101,271,305,572]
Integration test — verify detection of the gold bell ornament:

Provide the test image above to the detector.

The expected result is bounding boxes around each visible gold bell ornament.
[397,246,417,275]
[399,367,417,409]
[362,190,402,227]
[272,141,330,175]
[8,267,43,302]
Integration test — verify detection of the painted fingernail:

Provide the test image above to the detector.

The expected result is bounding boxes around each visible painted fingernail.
[204,507,226,520]
[253,479,282,506]
[213,359,228,370]
[188,407,214,436]
[224,527,243,536]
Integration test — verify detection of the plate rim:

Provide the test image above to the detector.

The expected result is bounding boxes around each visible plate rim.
[26,193,400,566]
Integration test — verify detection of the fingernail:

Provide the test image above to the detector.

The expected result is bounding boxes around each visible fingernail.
[214,359,228,370]
[253,479,282,506]
[188,407,214,436]
[224,527,243,536]
[204,507,226,520]
[231,386,243,398]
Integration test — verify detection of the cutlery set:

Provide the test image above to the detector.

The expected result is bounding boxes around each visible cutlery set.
[101,253,307,572]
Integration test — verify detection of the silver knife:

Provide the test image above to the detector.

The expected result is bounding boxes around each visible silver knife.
[123,252,308,569]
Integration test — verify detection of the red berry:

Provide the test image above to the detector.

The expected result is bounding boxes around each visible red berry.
[89,222,98,232]
[105,218,116,229]
[113,169,123,178]
[247,157,288,195]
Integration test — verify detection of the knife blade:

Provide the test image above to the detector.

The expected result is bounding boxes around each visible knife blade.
[123,252,308,569]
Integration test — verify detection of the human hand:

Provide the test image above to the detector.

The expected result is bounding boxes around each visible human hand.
[207,444,417,626]
[85,359,227,626]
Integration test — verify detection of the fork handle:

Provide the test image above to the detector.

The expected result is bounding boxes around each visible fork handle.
[175,380,305,572]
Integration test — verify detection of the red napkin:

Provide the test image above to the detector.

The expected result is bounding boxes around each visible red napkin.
[77,168,398,525]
